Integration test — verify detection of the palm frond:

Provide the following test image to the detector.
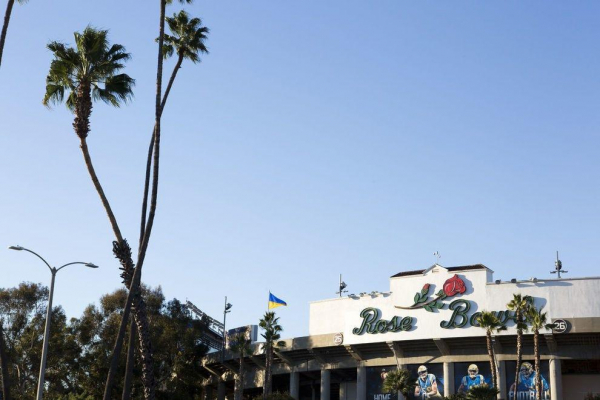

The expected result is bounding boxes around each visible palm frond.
[44,27,134,116]
[382,369,415,396]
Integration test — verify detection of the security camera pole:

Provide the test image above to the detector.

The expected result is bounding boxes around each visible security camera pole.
[337,274,348,297]
[223,296,232,361]
[8,245,98,400]
[551,251,568,278]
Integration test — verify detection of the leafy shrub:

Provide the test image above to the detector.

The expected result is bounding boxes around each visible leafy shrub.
[444,394,467,400]
[265,392,295,400]
[465,384,499,400]
[382,368,416,397]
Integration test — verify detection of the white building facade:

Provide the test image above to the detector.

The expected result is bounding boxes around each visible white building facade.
[201,265,600,400]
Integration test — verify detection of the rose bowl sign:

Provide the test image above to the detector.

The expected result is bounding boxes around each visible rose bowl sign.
[395,274,467,312]
[352,274,518,335]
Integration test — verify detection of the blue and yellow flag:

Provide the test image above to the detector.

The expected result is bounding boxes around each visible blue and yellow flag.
[268,292,287,309]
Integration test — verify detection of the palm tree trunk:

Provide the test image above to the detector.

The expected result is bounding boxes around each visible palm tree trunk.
[486,330,498,389]
[236,355,245,400]
[121,321,136,400]
[265,344,272,398]
[77,104,154,399]
[118,1,167,395]
[137,51,183,281]
[0,322,11,400]
[262,344,268,399]
[514,310,522,400]
[534,329,541,400]
[0,0,15,69]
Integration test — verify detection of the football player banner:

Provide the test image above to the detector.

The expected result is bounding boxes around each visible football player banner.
[366,364,445,399]
[406,363,444,399]
[454,362,494,394]
[505,361,551,400]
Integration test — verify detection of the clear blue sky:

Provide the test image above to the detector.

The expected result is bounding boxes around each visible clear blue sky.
[1,1,599,339]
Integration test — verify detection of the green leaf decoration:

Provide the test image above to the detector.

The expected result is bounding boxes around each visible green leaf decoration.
[436,289,444,297]
[424,304,433,312]
[436,302,444,309]
[414,293,420,304]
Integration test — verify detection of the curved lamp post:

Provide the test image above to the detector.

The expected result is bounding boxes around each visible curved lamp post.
[8,245,98,400]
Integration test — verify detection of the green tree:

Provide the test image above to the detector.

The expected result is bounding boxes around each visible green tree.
[475,311,506,389]
[0,283,81,400]
[507,294,532,400]
[465,384,499,400]
[382,368,415,398]
[526,305,554,400]
[229,331,252,400]
[259,312,284,399]
[0,0,27,68]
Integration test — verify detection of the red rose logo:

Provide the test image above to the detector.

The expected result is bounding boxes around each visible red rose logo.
[443,275,466,297]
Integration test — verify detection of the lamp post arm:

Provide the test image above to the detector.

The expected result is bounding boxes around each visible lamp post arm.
[56,262,92,273]
[19,248,52,273]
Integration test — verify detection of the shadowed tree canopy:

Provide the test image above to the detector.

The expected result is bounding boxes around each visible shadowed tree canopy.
[0,283,210,399]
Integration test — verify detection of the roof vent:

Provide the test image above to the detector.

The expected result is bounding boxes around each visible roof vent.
[510,278,517,283]
[495,280,501,284]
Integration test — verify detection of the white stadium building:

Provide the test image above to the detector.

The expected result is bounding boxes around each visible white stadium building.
[200,264,600,400]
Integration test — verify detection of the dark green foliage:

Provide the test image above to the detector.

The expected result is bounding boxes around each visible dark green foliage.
[0,283,209,399]
[584,393,600,400]
[444,394,467,400]
[465,384,499,400]
[382,368,415,397]
[264,392,295,400]
[163,10,209,63]
[43,27,134,112]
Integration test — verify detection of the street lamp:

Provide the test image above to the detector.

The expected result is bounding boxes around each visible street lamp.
[8,245,98,400]
[222,297,232,361]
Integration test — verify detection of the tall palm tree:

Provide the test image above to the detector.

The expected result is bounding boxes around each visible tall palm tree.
[103,0,194,397]
[229,332,253,400]
[507,294,532,400]
[42,27,159,400]
[526,305,554,400]
[121,9,209,400]
[382,368,415,398]
[476,311,507,389]
[260,312,284,399]
[0,0,27,68]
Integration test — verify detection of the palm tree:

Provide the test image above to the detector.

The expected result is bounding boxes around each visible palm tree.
[476,311,507,389]
[260,312,284,399]
[229,332,253,400]
[42,27,159,400]
[507,294,532,400]
[382,368,415,398]
[526,305,554,400]
[121,10,209,399]
[0,0,27,68]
